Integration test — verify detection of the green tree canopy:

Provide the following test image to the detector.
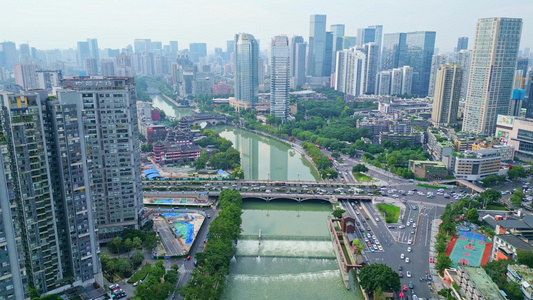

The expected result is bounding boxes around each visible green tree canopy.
[352,164,369,173]
[508,165,526,180]
[332,209,345,219]
[465,208,479,224]
[358,264,401,295]
[517,249,533,268]
[435,253,452,274]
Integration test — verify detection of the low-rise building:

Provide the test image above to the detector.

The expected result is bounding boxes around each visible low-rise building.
[450,149,502,181]
[490,234,533,261]
[457,266,504,299]
[507,264,533,300]
[378,132,421,147]
[146,125,167,143]
[453,138,476,152]
[496,115,533,158]
[426,130,453,162]
[408,160,448,180]
[153,143,201,164]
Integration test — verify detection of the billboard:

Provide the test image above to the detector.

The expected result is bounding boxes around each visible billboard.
[496,115,514,127]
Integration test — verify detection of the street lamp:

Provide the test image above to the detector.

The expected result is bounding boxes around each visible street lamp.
[267,172,270,184]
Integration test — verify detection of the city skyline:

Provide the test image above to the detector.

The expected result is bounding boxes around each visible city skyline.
[3,0,533,52]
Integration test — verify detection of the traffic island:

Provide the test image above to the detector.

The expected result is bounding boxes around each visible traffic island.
[152,212,205,258]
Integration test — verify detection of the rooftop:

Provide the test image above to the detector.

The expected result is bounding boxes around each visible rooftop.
[495,234,533,251]
[508,264,533,285]
[460,266,503,299]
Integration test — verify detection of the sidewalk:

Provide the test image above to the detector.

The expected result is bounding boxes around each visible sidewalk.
[428,218,446,299]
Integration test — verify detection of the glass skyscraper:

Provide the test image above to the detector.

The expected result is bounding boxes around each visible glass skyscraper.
[463,18,522,135]
[307,14,327,77]
[234,33,259,108]
[270,35,290,119]
[404,31,436,96]
[381,33,407,71]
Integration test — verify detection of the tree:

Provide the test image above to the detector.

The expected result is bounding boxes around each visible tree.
[352,239,364,254]
[332,209,345,218]
[438,289,456,300]
[508,165,526,180]
[435,253,452,274]
[483,258,516,287]
[504,281,524,300]
[479,189,502,205]
[510,195,522,207]
[164,269,179,285]
[436,240,447,254]
[108,237,122,253]
[331,152,340,159]
[132,249,144,266]
[320,168,338,180]
[231,167,244,179]
[116,259,133,277]
[517,249,533,268]
[352,164,369,173]
[132,236,143,249]
[465,208,479,224]
[124,238,133,252]
[171,264,179,271]
[441,221,456,235]
[358,264,401,295]
[193,150,208,169]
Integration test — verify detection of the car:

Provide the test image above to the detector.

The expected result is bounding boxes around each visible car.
[370,247,375,252]
[412,294,418,300]
[407,247,412,252]
[398,265,403,271]
[109,284,119,290]
[413,223,416,228]
[375,217,380,222]
[364,238,369,242]
[406,271,412,277]
[373,245,378,250]
[406,222,410,227]
[115,293,127,299]
[112,286,121,292]
[428,274,433,281]
[405,257,410,263]
[419,276,425,282]
[403,285,408,292]
[400,253,405,259]
[356,221,361,226]
[388,225,395,229]
[355,211,360,215]
[408,239,412,245]
[186,255,191,260]
[409,282,414,289]
[410,219,413,223]
[399,225,406,229]
[399,271,403,278]
[366,242,372,247]
[113,289,124,294]
[378,245,383,251]
[375,240,380,245]
[411,229,415,234]
[133,280,142,287]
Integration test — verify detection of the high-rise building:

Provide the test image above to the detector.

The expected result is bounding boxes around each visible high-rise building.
[290,36,306,89]
[189,43,207,63]
[84,57,98,76]
[234,33,259,109]
[1,42,17,70]
[343,36,356,49]
[508,89,525,116]
[369,25,384,50]
[36,70,62,90]
[526,82,533,118]
[401,66,414,95]
[307,14,327,77]
[381,33,407,71]
[454,50,472,99]
[14,63,38,89]
[100,59,115,76]
[323,32,334,75]
[390,68,403,95]
[376,70,392,95]
[0,92,63,296]
[428,53,449,97]
[360,43,380,94]
[357,27,376,47]
[58,76,142,240]
[87,38,99,63]
[330,24,345,72]
[431,63,463,125]
[270,36,290,120]
[457,37,468,51]
[335,48,366,96]
[133,39,151,53]
[404,31,436,96]
[77,41,90,68]
[227,40,235,54]
[169,41,178,56]
[463,18,522,135]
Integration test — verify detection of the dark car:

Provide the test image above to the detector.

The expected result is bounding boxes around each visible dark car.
[409,282,414,289]
[115,293,127,299]
[398,265,403,271]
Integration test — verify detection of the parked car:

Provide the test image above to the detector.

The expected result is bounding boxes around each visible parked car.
[400,253,405,259]
[406,271,412,277]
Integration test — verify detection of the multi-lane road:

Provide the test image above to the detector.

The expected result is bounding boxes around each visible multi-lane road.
[341,197,443,299]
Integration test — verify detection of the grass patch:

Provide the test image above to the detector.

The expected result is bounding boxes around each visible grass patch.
[376,203,400,223]
[415,183,448,189]
[486,204,507,211]
[127,263,151,283]
[353,172,373,182]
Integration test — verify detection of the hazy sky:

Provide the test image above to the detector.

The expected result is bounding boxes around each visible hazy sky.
[3,0,532,53]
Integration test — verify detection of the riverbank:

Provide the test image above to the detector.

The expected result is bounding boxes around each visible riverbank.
[159,93,189,108]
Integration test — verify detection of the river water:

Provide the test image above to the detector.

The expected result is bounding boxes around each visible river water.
[221,200,358,300]
[212,126,320,181]
[151,95,195,119]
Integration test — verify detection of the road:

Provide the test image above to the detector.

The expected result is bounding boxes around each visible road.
[170,207,215,300]
[155,218,184,256]
[341,197,443,299]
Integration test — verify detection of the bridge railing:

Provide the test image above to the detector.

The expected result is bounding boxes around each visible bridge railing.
[239,234,330,241]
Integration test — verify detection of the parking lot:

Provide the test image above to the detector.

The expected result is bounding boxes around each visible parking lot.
[342,193,444,299]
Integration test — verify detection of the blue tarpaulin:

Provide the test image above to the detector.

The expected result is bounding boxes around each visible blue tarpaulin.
[143,168,160,175]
